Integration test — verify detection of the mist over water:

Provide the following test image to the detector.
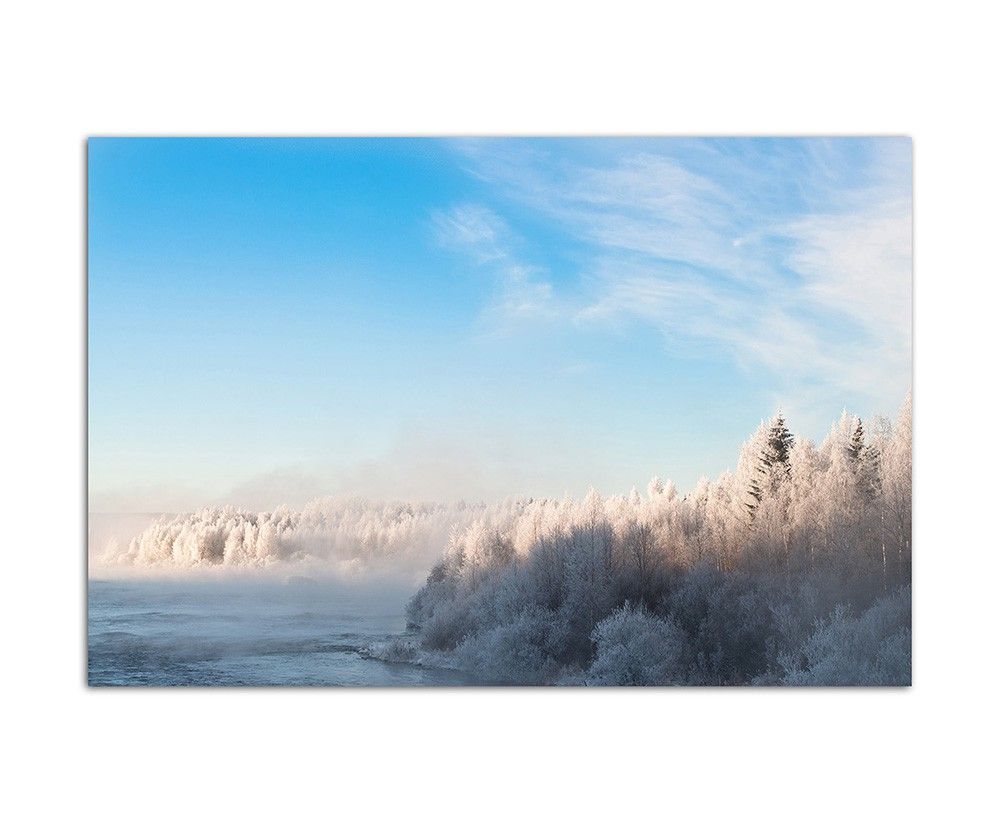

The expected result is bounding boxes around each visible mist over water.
[87,504,487,685]
[88,578,476,686]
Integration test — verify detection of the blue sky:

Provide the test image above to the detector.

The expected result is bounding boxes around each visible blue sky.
[88,137,911,512]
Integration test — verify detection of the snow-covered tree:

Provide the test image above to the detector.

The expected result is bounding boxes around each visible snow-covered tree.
[403,396,911,686]
[106,395,912,687]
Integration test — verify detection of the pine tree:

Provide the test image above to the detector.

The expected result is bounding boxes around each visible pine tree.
[745,476,764,520]
[859,442,882,499]
[745,414,794,522]
[760,414,794,485]
[848,418,865,465]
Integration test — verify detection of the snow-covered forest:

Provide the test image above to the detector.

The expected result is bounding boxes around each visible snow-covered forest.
[99,498,493,580]
[406,396,912,685]
[102,397,911,685]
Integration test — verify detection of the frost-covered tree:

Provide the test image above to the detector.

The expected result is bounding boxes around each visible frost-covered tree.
[404,396,912,686]
[880,393,912,580]
[106,395,912,686]
[586,603,686,686]
[777,588,911,686]
[848,417,865,465]
[763,414,795,479]
[741,414,794,525]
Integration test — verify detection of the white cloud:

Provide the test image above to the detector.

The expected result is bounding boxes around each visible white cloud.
[449,138,912,412]
[432,203,507,263]
[433,203,558,327]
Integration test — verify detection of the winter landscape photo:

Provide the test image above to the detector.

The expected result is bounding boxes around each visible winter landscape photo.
[87,136,912,687]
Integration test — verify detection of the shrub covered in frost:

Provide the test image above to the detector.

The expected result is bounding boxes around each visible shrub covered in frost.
[456,608,560,685]
[586,603,686,686]
[779,588,911,686]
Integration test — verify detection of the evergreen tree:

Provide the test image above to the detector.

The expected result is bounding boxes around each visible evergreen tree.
[760,414,794,486]
[848,418,865,465]
[859,442,882,499]
[745,476,764,520]
[745,414,794,522]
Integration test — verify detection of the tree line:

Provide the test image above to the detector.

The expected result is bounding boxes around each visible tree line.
[405,395,912,685]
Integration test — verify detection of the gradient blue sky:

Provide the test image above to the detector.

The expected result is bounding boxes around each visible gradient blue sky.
[88,137,911,512]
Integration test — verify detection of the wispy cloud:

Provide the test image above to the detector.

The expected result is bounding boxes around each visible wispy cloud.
[432,203,507,263]
[433,203,557,327]
[446,138,911,414]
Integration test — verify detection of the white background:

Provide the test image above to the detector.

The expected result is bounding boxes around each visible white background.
[1,1,996,821]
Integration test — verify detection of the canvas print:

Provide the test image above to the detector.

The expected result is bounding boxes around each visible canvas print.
[88,137,912,686]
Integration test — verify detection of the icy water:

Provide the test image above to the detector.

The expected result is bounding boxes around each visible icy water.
[88,578,474,686]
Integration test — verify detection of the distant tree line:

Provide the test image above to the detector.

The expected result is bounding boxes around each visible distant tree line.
[103,498,493,579]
